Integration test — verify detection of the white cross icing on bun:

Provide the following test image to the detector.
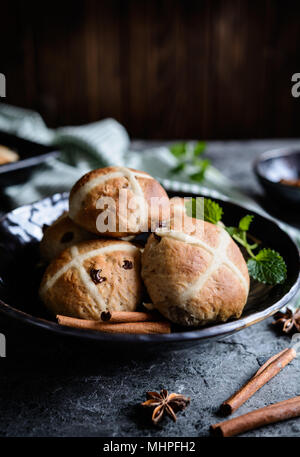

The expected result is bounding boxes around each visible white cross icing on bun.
[142,218,250,326]
[39,239,142,320]
[69,166,169,237]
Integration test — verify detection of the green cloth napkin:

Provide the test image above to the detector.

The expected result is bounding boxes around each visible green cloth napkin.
[0,103,299,308]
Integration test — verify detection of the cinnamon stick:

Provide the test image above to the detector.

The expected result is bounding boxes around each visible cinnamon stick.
[220,347,296,415]
[57,315,171,334]
[100,311,157,323]
[211,396,300,437]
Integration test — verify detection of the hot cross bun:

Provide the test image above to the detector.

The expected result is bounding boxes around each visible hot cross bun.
[40,212,97,262]
[141,218,250,326]
[39,239,142,319]
[69,167,169,237]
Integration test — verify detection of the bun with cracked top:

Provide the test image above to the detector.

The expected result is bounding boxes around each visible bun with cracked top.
[39,239,142,319]
[141,218,250,326]
[69,166,169,237]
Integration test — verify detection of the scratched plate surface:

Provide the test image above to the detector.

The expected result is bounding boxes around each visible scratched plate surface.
[0,192,299,348]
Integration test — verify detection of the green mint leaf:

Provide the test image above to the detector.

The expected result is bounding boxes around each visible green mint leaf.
[190,159,210,182]
[185,198,223,224]
[190,170,206,182]
[193,141,206,157]
[204,199,223,224]
[169,162,186,175]
[203,198,223,224]
[225,226,238,236]
[247,248,287,285]
[239,215,254,232]
[185,198,204,220]
[169,143,187,158]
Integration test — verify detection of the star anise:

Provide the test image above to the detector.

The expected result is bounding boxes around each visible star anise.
[141,389,190,425]
[273,307,300,333]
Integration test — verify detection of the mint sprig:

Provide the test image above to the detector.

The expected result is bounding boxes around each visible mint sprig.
[169,141,209,183]
[185,198,223,224]
[169,143,187,158]
[247,249,287,285]
[203,198,223,224]
[239,215,254,232]
[190,159,210,182]
[185,198,287,285]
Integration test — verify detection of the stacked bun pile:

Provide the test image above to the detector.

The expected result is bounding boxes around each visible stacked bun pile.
[39,166,249,327]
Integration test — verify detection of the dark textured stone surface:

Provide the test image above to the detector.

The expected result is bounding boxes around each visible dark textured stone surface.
[0,319,299,437]
[0,139,299,437]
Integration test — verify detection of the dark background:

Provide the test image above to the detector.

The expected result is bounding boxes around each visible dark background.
[2,0,300,139]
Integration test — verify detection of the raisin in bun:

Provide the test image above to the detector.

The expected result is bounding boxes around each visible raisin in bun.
[69,167,169,237]
[40,212,97,262]
[39,239,142,319]
[141,218,249,326]
[0,145,19,165]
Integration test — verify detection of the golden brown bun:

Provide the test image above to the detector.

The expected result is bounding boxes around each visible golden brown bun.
[40,212,97,262]
[39,239,142,319]
[0,145,19,165]
[69,167,169,237]
[141,218,250,326]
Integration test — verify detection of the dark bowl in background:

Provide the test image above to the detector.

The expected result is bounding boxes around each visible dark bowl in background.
[0,131,59,187]
[254,148,300,206]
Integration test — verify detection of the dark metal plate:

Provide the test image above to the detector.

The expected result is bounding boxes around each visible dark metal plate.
[0,192,299,349]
